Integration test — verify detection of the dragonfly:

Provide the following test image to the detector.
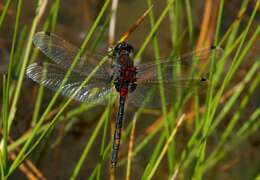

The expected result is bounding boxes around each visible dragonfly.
[26,32,222,168]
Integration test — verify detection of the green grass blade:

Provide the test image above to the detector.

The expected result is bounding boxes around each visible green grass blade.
[70,107,110,180]
[147,115,185,179]
[210,58,259,131]
[1,75,8,177]
[192,2,260,178]
[0,0,11,29]
[31,0,61,126]
[7,0,48,131]
[184,0,194,45]
[213,0,224,44]
[134,0,176,61]
[146,0,175,173]
[7,0,111,175]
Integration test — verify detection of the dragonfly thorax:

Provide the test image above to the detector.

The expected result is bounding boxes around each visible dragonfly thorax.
[112,42,137,96]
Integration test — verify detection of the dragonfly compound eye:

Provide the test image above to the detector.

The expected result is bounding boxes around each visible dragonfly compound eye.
[115,42,134,54]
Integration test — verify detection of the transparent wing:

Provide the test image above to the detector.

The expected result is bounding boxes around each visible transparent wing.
[128,77,208,108]
[129,46,223,108]
[26,62,115,104]
[32,32,109,75]
[136,46,223,80]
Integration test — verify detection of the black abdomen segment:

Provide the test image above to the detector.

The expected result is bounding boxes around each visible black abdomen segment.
[111,95,126,168]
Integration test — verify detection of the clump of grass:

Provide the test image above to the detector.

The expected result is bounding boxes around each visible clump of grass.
[0,0,259,179]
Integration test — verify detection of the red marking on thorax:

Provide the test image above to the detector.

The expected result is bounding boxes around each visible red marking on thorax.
[122,67,136,79]
[118,66,137,96]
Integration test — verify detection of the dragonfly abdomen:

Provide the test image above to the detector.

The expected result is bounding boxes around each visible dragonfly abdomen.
[111,96,126,168]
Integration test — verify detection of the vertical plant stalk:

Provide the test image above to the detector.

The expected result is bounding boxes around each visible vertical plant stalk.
[96,105,110,180]
[147,0,175,173]
[1,3,23,171]
[192,0,223,178]
[108,0,118,46]
[0,0,11,29]
[174,24,256,178]
[70,107,110,180]
[31,0,61,126]
[185,0,194,45]
[168,0,180,52]
[214,0,224,45]
[134,0,176,61]
[126,115,137,180]
[196,0,219,50]
[7,0,48,131]
[147,114,186,179]
[203,61,260,172]
[6,0,23,107]
[1,76,8,179]
[193,2,260,179]
[8,0,111,176]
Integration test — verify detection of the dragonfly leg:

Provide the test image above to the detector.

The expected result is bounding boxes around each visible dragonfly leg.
[129,82,137,92]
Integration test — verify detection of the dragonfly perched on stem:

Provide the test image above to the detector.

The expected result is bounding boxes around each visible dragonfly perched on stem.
[26,31,223,167]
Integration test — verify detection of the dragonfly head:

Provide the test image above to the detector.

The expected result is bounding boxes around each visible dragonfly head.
[113,42,134,56]
[112,42,134,67]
